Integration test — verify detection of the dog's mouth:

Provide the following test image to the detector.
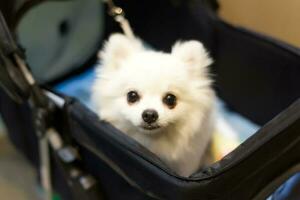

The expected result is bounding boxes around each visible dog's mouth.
[140,123,161,131]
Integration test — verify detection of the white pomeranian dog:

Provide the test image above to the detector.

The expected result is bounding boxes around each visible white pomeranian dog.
[92,34,215,177]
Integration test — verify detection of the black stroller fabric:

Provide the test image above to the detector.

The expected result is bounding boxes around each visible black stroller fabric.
[0,0,300,200]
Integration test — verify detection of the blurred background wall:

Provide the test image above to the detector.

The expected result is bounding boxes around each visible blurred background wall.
[219,0,300,47]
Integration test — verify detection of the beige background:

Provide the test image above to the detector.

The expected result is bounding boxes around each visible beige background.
[219,0,300,47]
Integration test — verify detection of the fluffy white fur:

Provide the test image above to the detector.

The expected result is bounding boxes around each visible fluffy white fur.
[92,34,215,177]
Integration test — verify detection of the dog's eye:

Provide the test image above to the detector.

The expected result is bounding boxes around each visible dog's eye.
[127,91,140,104]
[163,93,177,109]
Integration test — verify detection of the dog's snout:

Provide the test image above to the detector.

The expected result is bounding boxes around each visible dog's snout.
[142,109,158,124]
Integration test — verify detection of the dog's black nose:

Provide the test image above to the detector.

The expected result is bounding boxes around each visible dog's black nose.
[142,109,158,124]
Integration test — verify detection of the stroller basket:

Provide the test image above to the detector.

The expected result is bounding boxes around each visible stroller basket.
[0,0,300,199]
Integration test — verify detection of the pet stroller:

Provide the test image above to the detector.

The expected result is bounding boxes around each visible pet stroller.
[0,0,300,199]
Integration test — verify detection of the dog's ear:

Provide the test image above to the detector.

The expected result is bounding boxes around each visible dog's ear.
[99,33,143,69]
[172,41,212,74]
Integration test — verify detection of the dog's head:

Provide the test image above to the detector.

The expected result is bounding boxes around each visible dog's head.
[93,34,214,134]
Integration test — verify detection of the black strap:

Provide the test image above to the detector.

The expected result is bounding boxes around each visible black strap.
[0,11,19,55]
[0,11,30,103]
